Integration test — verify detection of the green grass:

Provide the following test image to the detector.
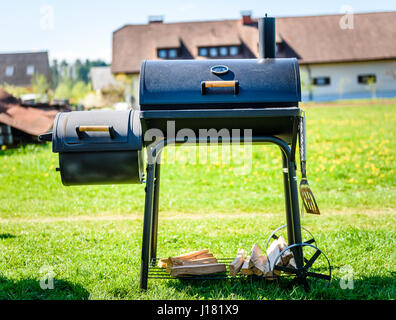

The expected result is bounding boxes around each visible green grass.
[0,101,395,299]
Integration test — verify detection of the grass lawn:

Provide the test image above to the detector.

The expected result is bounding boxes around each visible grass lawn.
[0,100,395,299]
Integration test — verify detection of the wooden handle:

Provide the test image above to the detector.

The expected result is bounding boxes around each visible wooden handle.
[201,80,239,95]
[76,125,115,139]
[78,126,110,132]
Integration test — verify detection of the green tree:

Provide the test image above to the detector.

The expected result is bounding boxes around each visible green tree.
[31,73,50,99]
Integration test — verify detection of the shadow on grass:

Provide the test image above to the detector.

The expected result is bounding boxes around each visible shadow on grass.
[165,274,395,300]
[0,276,90,300]
[0,233,16,240]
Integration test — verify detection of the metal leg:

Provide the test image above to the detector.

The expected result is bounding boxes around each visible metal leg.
[287,160,304,269]
[281,153,293,245]
[150,154,161,265]
[139,163,156,290]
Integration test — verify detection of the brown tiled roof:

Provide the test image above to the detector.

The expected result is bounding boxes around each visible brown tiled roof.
[112,20,259,73]
[112,11,396,74]
[277,11,396,64]
[0,89,58,136]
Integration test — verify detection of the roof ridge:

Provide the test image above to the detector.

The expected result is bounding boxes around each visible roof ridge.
[277,10,395,19]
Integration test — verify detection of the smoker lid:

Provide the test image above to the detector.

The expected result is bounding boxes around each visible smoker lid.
[139,58,301,110]
[52,110,142,153]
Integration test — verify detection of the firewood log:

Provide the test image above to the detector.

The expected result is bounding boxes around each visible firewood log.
[170,263,226,277]
[241,256,253,275]
[229,249,245,276]
[157,249,211,268]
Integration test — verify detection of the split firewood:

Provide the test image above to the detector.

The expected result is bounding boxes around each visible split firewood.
[241,256,253,275]
[286,257,297,270]
[248,243,271,277]
[158,259,168,268]
[193,252,214,260]
[248,243,262,268]
[173,249,210,260]
[166,257,218,271]
[229,249,245,276]
[157,249,211,268]
[170,263,226,277]
[276,236,294,266]
[266,239,282,277]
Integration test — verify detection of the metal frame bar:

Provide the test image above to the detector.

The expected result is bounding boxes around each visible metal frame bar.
[139,135,303,290]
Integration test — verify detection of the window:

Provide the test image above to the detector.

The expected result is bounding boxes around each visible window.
[229,46,239,56]
[168,48,178,59]
[219,46,228,56]
[358,74,376,84]
[158,49,167,59]
[157,48,178,59]
[199,47,208,57]
[5,66,14,77]
[198,45,241,57]
[26,65,35,76]
[312,77,331,86]
[209,47,218,57]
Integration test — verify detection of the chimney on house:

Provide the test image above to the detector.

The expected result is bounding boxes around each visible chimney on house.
[241,10,253,25]
[148,15,164,24]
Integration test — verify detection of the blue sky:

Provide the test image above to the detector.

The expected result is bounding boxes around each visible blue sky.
[0,0,395,63]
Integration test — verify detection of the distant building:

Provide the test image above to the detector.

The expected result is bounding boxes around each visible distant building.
[90,66,117,92]
[112,11,396,102]
[0,51,51,87]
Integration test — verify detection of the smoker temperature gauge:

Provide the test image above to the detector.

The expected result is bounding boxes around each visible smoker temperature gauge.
[210,65,229,75]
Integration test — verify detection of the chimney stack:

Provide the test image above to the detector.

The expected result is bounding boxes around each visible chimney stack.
[258,15,276,58]
[241,10,253,25]
[148,15,164,24]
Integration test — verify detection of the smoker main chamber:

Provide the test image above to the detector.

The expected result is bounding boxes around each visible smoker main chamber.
[40,16,331,291]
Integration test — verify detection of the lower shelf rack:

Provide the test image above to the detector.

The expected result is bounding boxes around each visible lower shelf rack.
[148,258,290,281]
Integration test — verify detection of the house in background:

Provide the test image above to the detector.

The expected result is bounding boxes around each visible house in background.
[112,11,396,102]
[90,66,117,92]
[0,51,51,87]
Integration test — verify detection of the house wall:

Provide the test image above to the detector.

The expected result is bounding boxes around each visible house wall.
[300,60,396,101]
[0,52,51,87]
[120,59,396,104]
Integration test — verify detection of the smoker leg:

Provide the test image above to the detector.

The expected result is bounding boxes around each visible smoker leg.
[281,153,293,245]
[150,158,161,265]
[287,160,304,269]
[139,163,156,290]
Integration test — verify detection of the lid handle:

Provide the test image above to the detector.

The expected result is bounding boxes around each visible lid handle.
[75,125,115,139]
[201,80,239,95]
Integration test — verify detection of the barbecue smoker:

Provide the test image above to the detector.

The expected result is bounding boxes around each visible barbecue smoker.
[40,16,331,291]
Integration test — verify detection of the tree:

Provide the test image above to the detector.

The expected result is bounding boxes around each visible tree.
[50,59,59,89]
[31,73,50,99]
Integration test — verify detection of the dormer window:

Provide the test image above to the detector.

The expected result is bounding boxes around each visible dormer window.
[168,48,178,59]
[198,45,240,58]
[209,47,218,57]
[219,47,228,56]
[157,48,179,59]
[199,47,208,57]
[229,46,239,56]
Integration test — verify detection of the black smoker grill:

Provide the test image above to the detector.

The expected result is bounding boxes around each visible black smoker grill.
[40,16,331,291]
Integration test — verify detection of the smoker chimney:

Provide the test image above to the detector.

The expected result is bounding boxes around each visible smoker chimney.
[258,15,276,58]
[241,10,253,25]
[148,15,164,24]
